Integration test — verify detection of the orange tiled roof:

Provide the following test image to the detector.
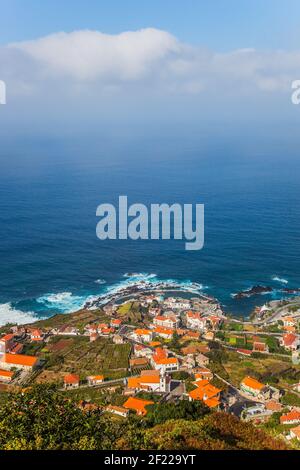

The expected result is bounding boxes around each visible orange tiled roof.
[123,397,154,416]
[0,334,14,342]
[64,373,80,384]
[88,375,104,381]
[205,397,220,408]
[149,341,161,347]
[154,357,178,365]
[153,347,168,361]
[241,376,265,391]
[4,353,38,367]
[280,410,300,424]
[31,329,42,336]
[265,400,282,412]
[188,381,221,402]
[283,333,298,346]
[284,325,296,332]
[0,369,14,378]
[134,329,152,336]
[186,311,202,320]
[127,377,141,388]
[140,375,160,384]
[284,317,295,323]
[183,331,200,339]
[154,326,174,335]
[291,425,300,439]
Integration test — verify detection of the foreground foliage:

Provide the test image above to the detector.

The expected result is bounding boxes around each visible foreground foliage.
[0,385,287,450]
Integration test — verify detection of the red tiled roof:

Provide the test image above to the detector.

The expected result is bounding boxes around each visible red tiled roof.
[123,397,154,416]
[283,333,298,346]
[280,410,300,424]
[64,374,80,384]
[4,353,38,367]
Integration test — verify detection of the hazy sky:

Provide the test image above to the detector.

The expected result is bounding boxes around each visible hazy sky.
[0,1,300,143]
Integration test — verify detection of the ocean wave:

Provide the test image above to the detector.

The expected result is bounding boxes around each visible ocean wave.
[84,273,208,309]
[0,303,40,326]
[94,279,106,285]
[272,276,288,284]
[36,292,87,312]
[123,272,157,279]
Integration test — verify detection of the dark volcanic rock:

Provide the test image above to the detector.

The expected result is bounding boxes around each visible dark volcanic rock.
[233,285,274,299]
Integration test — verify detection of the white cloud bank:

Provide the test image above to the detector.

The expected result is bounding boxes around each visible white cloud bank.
[1,27,300,99]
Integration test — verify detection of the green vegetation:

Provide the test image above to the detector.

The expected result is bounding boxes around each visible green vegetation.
[0,385,287,450]
[36,336,131,382]
[281,392,300,407]
[116,302,142,323]
[28,309,104,330]
[145,401,209,426]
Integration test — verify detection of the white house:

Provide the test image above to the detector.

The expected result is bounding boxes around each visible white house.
[186,312,207,331]
[132,329,152,343]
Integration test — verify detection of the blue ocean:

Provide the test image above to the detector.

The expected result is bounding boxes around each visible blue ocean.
[0,137,299,325]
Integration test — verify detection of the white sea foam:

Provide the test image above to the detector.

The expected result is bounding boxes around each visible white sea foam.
[36,292,86,312]
[272,276,288,284]
[94,279,106,285]
[0,303,39,326]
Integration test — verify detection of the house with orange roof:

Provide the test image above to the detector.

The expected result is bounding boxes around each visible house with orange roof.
[153,315,178,329]
[132,329,152,343]
[252,336,269,353]
[30,329,44,342]
[0,369,14,383]
[152,347,168,362]
[203,331,215,341]
[284,325,296,333]
[87,375,104,386]
[206,315,222,330]
[182,331,201,341]
[153,326,174,340]
[0,353,39,371]
[194,367,213,381]
[64,374,80,389]
[283,316,297,328]
[133,344,152,358]
[265,400,282,412]
[110,318,122,328]
[0,334,16,354]
[290,425,300,441]
[240,376,270,399]
[106,404,129,418]
[280,333,300,351]
[123,397,154,416]
[186,311,207,331]
[127,370,171,393]
[280,409,300,425]
[152,356,179,374]
[188,379,221,409]
[129,357,149,369]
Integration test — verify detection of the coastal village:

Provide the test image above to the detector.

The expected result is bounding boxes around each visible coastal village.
[0,287,300,448]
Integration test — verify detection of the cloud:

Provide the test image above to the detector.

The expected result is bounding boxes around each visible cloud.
[8,28,179,82]
[1,27,299,104]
